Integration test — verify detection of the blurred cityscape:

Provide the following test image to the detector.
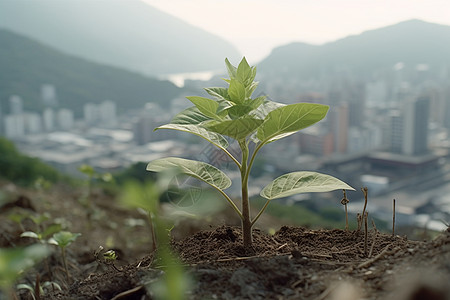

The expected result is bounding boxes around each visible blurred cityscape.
[1,1,450,233]
[1,60,450,232]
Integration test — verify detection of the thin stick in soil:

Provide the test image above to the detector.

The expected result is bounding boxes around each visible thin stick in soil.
[369,219,378,258]
[361,187,368,217]
[392,198,396,236]
[341,189,350,231]
[364,211,368,257]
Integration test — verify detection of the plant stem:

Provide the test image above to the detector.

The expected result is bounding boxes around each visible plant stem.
[215,188,243,220]
[239,140,252,248]
[251,199,270,226]
[220,147,241,169]
[61,247,70,284]
[148,213,157,252]
[246,142,267,227]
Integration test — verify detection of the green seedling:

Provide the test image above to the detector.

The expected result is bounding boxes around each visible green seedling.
[120,180,190,300]
[8,212,30,233]
[147,57,355,247]
[49,231,81,283]
[20,223,62,244]
[17,280,61,300]
[0,244,50,299]
[94,246,121,272]
[120,180,159,252]
[78,164,113,208]
[34,176,52,191]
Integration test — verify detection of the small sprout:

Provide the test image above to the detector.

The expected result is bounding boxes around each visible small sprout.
[21,223,62,244]
[8,212,30,231]
[20,231,40,240]
[78,164,115,212]
[17,282,42,300]
[101,173,113,183]
[103,250,118,261]
[50,231,81,248]
[120,181,159,253]
[29,213,50,227]
[50,231,81,283]
[34,176,52,191]
[78,164,95,178]
[0,244,50,295]
[94,246,121,272]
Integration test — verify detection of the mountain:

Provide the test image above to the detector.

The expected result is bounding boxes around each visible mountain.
[0,29,182,116]
[0,0,240,76]
[258,19,450,80]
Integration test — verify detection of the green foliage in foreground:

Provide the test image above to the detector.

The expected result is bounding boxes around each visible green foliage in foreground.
[0,244,50,294]
[147,57,354,247]
[0,137,60,186]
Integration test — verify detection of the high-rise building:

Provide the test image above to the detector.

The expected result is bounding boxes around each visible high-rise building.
[84,103,99,125]
[24,112,42,134]
[41,84,58,107]
[402,96,430,155]
[388,96,430,155]
[389,110,403,154]
[99,100,117,127]
[9,95,23,115]
[57,109,74,131]
[4,115,24,138]
[329,102,349,154]
[43,108,55,132]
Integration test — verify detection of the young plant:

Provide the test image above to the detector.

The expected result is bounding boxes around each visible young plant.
[78,164,113,208]
[120,180,159,252]
[147,57,355,247]
[49,231,81,283]
[17,280,62,300]
[0,245,50,298]
[119,180,191,299]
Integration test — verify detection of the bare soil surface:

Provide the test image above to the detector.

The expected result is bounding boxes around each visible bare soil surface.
[1,183,449,300]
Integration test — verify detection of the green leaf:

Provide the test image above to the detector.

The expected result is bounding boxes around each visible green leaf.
[257,103,329,143]
[236,57,252,85]
[51,231,81,248]
[156,124,229,149]
[204,87,230,101]
[228,79,246,104]
[260,171,355,200]
[120,180,159,213]
[206,117,264,140]
[250,100,285,120]
[78,164,95,177]
[225,58,237,79]
[147,157,232,191]
[0,245,50,287]
[246,81,259,98]
[249,96,266,110]
[223,105,254,119]
[185,96,219,119]
[170,107,211,125]
[42,223,63,239]
[20,231,39,239]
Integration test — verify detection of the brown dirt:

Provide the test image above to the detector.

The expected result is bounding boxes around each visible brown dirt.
[1,182,450,300]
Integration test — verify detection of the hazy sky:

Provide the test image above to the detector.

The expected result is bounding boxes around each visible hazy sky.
[143,0,450,63]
